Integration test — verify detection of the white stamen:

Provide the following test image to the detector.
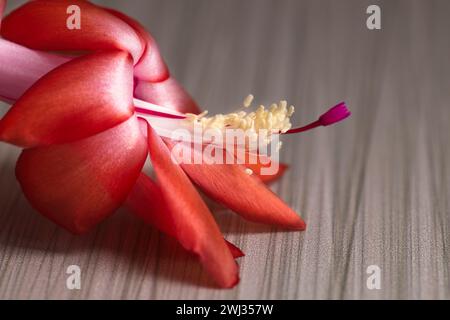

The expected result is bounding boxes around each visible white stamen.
[183,94,296,145]
[245,168,253,175]
[288,105,295,116]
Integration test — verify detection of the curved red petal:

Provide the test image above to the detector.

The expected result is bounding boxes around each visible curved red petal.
[1,0,143,63]
[142,123,239,288]
[135,77,201,114]
[104,8,169,82]
[126,174,244,259]
[16,117,147,234]
[166,141,305,230]
[0,51,134,147]
[185,163,305,230]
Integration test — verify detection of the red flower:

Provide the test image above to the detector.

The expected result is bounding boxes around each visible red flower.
[0,0,350,288]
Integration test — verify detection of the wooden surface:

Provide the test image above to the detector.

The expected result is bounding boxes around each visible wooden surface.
[1,0,449,299]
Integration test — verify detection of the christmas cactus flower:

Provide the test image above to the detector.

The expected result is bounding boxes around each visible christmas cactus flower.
[0,0,350,288]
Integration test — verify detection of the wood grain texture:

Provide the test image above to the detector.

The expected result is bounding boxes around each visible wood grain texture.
[1,0,449,299]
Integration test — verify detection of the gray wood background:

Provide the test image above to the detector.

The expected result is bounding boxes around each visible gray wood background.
[1,0,449,299]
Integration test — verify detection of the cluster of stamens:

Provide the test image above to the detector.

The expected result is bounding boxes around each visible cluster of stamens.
[184,95,295,145]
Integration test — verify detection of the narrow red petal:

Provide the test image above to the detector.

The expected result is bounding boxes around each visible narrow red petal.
[126,174,245,259]
[135,77,201,114]
[142,123,239,288]
[166,141,306,230]
[1,0,144,63]
[16,117,147,234]
[0,51,134,147]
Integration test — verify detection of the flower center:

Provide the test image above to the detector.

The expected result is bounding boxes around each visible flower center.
[134,94,351,146]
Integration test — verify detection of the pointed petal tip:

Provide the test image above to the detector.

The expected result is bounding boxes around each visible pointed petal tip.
[127,173,241,289]
[272,207,306,231]
[293,218,307,231]
[225,240,245,259]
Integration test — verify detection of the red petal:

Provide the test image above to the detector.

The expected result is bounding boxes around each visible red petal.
[104,8,169,82]
[140,123,239,288]
[166,141,306,230]
[2,1,200,115]
[127,173,176,237]
[16,117,147,234]
[135,77,201,114]
[127,174,245,259]
[0,51,134,147]
[1,0,143,63]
